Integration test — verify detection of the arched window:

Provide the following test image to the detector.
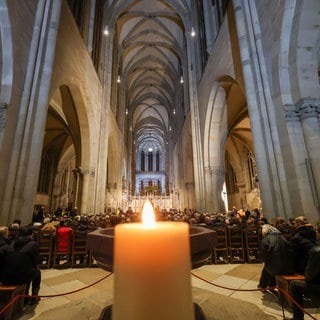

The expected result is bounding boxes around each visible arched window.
[37,155,52,193]
[148,151,153,171]
[247,152,258,190]
[156,150,160,171]
[225,160,238,194]
[141,151,145,171]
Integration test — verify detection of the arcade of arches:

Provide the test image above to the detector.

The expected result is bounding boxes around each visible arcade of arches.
[0,0,319,226]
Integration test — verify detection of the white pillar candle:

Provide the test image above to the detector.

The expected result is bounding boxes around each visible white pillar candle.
[112,200,195,320]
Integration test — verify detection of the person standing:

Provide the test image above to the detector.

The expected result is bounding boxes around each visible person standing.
[32,206,44,224]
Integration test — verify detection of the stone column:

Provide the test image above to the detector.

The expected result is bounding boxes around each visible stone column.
[232,0,284,218]
[0,1,62,225]
[283,104,315,221]
[72,168,81,210]
[93,29,114,214]
[186,32,206,211]
[205,165,225,213]
[298,98,320,211]
[80,166,96,214]
[86,0,96,55]
[184,182,195,210]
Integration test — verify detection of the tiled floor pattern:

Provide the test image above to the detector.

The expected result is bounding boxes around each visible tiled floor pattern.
[12,263,320,320]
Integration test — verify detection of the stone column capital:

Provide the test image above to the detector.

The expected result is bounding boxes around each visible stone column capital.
[205,165,225,176]
[296,97,320,120]
[79,166,95,176]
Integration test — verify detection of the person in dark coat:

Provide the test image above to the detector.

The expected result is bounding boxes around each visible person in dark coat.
[290,225,320,320]
[291,216,317,274]
[0,226,10,248]
[2,226,41,305]
[0,226,10,282]
[32,206,44,223]
[258,224,294,290]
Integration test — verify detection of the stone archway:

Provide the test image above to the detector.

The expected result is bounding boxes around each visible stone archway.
[36,82,93,215]
[203,76,258,213]
[203,83,227,213]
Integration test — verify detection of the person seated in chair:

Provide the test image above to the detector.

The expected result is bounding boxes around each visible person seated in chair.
[41,216,57,235]
[0,226,10,282]
[56,219,73,251]
[290,224,320,320]
[54,219,73,266]
[291,216,316,274]
[1,226,41,305]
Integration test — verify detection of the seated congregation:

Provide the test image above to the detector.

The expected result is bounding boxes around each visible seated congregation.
[257,216,320,320]
[0,209,319,320]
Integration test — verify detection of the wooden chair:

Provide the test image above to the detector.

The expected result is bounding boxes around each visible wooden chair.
[227,225,245,263]
[37,230,55,269]
[276,274,305,309]
[88,250,99,268]
[0,283,26,320]
[71,230,89,268]
[243,225,261,263]
[211,226,229,264]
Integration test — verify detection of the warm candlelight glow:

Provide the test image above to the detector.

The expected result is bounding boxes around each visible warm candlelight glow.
[113,200,194,320]
[141,200,156,228]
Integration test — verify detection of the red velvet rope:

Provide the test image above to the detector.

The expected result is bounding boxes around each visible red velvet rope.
[0,272,112,315]
[191,272,317,320]
[1,271,317,320]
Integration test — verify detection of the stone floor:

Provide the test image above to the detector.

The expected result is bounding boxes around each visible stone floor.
[10,263,320,320]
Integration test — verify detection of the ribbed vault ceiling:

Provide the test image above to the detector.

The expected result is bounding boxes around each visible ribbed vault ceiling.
[112,0,190,153]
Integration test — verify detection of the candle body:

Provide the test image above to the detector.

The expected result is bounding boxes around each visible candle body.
[112,222,195,320]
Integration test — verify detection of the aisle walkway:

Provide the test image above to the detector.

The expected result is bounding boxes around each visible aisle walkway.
[16,263,319,320]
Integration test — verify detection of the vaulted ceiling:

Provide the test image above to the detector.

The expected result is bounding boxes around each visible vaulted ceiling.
[109,0,191,154]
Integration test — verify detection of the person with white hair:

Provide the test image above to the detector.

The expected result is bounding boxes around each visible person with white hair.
[258,224,294,291]
[41,216,56,235]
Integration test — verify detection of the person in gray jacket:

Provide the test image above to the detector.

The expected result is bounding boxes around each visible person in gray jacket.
[258,224,294,290]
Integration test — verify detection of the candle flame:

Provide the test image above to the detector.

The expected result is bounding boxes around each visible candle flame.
[142,200,156,228]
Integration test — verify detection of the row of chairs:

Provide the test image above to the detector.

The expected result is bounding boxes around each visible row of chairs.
[35,224,295,269]
[36,230,96,269]
[206,225,261,264]
[208,224,296,264]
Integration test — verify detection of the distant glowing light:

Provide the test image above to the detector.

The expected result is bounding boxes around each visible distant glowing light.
[104,25,109,35]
